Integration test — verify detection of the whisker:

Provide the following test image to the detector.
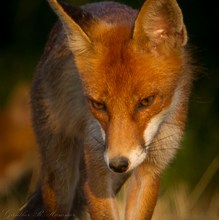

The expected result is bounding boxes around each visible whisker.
[148,146,179,152]
[162,121,180,127]
[145,133,176,149]
[92,136,105,147]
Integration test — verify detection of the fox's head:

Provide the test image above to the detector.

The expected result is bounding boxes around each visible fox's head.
[48,0,190,173]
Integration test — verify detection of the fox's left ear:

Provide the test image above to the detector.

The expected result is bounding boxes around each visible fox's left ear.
[48,0,95,55]
[132,0,187,50]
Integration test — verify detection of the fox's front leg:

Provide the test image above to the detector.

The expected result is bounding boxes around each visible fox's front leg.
[83,145,121,220]
[84,179,119,220]
[40,137,83,219]
[125,163,160,220]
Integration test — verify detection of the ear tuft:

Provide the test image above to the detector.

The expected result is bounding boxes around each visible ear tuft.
[57,0,94,30]
[132,0,187,50]
[47,0,94,55]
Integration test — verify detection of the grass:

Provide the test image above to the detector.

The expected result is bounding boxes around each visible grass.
[1,158,218,220]
[152,184,219,220]
[1,183,218,220]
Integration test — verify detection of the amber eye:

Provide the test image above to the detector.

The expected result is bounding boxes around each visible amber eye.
[89,99,106,111]
[138,95,155,109]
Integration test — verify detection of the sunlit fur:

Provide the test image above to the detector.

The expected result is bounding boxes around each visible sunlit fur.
[17,0,194,219]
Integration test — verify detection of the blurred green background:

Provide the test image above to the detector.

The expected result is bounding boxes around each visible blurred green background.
[0,0,218,219]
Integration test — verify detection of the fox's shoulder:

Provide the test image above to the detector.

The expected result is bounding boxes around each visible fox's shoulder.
[81,1,137,24]
[57,1,137,26]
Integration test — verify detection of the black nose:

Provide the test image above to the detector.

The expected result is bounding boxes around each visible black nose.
[109,157,130,173]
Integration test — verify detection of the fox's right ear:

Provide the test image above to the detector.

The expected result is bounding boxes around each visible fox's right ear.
[48,0,94,55]
[132,0,187,51]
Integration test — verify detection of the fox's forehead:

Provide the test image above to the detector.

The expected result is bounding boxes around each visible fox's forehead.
[76,24,184,100]
[90,53,182,99]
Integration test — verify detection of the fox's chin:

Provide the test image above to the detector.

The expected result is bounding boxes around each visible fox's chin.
[127,149,147,171]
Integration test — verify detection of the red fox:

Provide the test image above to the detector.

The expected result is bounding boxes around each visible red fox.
[16,0,193,219]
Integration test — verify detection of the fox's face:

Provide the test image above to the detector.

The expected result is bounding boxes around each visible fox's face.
[49,0,188,173]
[77,28,184,172]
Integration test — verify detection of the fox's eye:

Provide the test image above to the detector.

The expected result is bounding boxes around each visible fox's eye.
[138,95,155,109]
[89,99,106,111]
